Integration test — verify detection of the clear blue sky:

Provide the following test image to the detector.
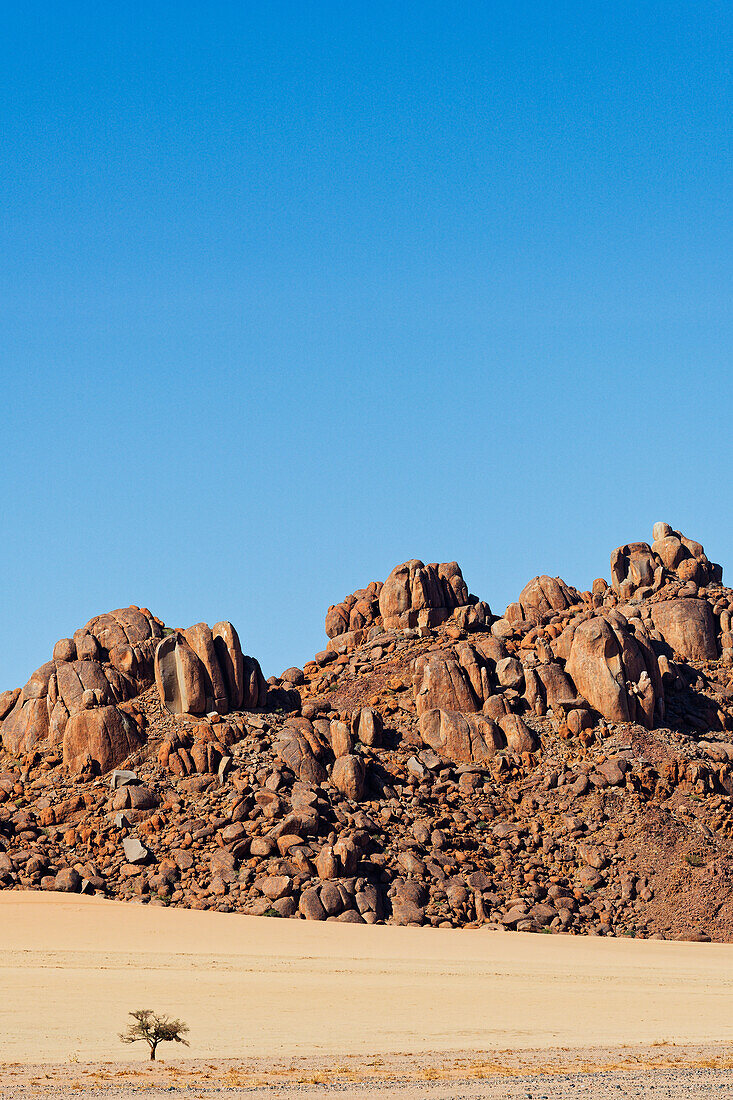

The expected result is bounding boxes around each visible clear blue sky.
[2,2,731,689]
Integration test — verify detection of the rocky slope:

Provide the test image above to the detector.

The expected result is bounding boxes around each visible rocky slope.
[2,524,733,940]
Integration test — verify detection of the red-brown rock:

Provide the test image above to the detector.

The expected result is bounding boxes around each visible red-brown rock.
[331,754,366,800]
[155,633,208,715]
[1,696,50,754]
[413,653,479,716]
[63,704,144,774]
[507,576,581,623]
[497,713,539,754]
[419,708,504,765]
[213,621,245,710]
[650,599,718,661]
[184,623,230,714]
[565,615,663,728]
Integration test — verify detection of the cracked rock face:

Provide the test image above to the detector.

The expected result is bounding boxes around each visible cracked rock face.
[325,560,489,645]
[62,705,145,774]
[413,652,480,716]
[506,574,582,624]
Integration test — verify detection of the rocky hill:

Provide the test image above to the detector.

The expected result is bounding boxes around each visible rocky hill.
[2,523,733,940]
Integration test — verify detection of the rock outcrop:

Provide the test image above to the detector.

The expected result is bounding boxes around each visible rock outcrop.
[611,524,722,598]
[506,575,582,624]
[0,606,162,759]
[325,560,490,649]
[325,582,383,640]
[154,622,265,717]
[3,521,733,944]
[565,615,663,729]
[380,560,465,627]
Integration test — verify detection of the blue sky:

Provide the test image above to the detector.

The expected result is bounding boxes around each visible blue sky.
[1,1,731,687]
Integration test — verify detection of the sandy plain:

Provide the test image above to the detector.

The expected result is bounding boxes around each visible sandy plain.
[1,891,732,1097]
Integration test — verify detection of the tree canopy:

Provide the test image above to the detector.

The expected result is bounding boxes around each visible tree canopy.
[119,1009,190,1060]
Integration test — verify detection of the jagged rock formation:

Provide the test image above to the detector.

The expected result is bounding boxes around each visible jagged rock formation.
[154,622,266,717]
[611,523,722,598]
[0,607,162,762]
[325,560,490,653]
[325,581,383,640]
[0,611,265,775]
[4,522,733,942]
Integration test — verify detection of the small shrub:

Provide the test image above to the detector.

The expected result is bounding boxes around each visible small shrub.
[685,852,705,868]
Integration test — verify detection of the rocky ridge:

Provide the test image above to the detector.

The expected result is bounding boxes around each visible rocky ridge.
[2,529,733,940]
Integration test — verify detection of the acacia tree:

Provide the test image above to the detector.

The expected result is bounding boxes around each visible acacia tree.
[119,1009,190,1061]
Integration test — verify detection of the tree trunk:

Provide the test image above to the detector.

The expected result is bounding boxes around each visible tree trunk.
[150,1045,156,1060]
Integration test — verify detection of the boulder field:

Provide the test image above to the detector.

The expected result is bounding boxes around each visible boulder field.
[2,525,733,941]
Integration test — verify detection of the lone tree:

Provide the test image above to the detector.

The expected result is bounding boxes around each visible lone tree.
[119,1009,190,1061]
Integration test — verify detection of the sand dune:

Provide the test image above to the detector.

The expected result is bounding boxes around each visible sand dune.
[1,891,732,1065]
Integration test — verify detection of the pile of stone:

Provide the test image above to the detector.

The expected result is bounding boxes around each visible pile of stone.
[0,607,162,769]
[0,612,265,776]
[325,560,491,655]
[610,522,722,599]
[2,521,733,943]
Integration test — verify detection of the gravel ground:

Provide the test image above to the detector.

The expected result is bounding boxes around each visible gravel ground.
[2,1069,733,1099]
[3,1047,733,1100]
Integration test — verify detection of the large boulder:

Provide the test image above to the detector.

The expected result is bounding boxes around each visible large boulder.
[351,707,383,747]
[183,623,230,714]
[154,633,208,715]
[497,713,540,753]
[276,718,330,784]
[452,641,493,702]
[610,543,661,597]
[213,621,245,710]
[241,655,267,709]
[652,534,690,572]
[63,705,144,774]
[650,599,718,661]
[0,689,20,721]
[330,754,367,800]
[55,660,119,713]
[506,576,582,624]
[1,696,50,755]
[565,615,663,728]
[413,652,479,716]
[523,660,579,714]
[418,708,504,765]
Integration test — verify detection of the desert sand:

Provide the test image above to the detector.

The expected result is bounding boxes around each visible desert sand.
[1,890,733,1069]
